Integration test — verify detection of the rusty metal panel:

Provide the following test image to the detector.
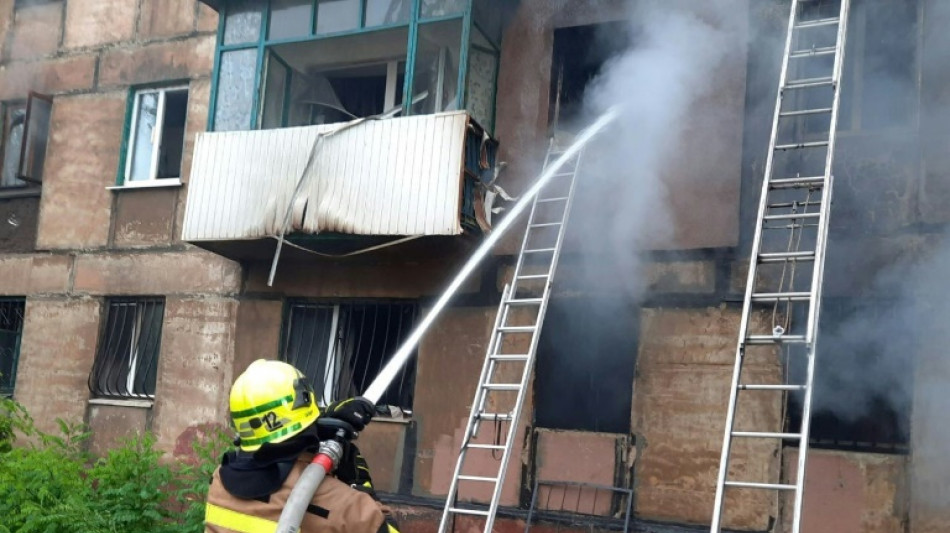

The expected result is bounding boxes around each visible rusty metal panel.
[182,112,469,241]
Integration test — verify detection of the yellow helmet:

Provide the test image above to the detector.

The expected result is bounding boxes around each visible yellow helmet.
[229,359,320,451]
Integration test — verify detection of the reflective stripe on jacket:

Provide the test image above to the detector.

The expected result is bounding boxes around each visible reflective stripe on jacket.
[205,455,395,533]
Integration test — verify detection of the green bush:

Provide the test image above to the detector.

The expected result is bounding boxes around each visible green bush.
[0,397,233,533]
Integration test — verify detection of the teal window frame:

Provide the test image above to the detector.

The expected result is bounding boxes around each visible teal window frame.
[115,83,191,187]
[0,298,25,397]
[208,0,501,133]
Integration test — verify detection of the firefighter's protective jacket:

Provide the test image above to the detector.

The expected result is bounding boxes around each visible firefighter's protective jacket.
[205,453,396,533]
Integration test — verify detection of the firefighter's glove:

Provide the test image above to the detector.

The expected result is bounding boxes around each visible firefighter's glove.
[325,397,375,432]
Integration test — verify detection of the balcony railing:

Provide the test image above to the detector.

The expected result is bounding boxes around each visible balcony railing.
[182,111,497,259]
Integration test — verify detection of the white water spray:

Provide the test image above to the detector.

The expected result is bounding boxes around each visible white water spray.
[363,108,619,404]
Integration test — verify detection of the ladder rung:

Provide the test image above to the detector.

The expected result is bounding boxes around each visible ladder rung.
[449,507,492,517]
[506,298,543,306]
[768,201,823,209]
[784,77,834,90]
[775,140,829,150]
[725,481,797,491]
[490,354,530,361]
[795,17,840,29]
[517,274,550,280]
[467,444,507,450]
[498,325,536,333]
[477,412,513,421]
[751,292,811,303]
[550,172,574,178]
[739,384,807,391]
[536,196,569,203]
[530,222,562,228]
[458,475,499,483]
[758,251,816,263]
[732,431,801,439]
[745,334,807,344]
[789,46,837,59]
[763,212,820,221]
[779,108,833,118]
[524,247,556,254]
[769,176,825,188]
[482,383,521,391]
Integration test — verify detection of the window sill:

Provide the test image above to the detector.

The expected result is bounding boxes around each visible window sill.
[371,415,412,425]
[108,178,183,191]
[88,397,154,409]
[0,186,41,199]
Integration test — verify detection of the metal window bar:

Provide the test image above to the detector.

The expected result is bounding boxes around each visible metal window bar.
[282,301,418,410]
[88,298,164,400]
[524,480,634,533]
[0,298,25,396]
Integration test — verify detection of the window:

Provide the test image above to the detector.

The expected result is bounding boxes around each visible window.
[281,301,417,411]
[785,299,912,454]
[548,23,630,133]
[1,93,52,188]
[535,295,639,434]
[88,298,165,400]
[211,0,501,131]
[122,87,189,185]
[0,299,25,397]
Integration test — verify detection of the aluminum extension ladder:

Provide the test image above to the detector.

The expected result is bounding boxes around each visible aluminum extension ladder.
[710,1,851,532]
[438,140,585,533]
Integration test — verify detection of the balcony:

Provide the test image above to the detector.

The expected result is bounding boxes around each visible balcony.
[182,111,498,260]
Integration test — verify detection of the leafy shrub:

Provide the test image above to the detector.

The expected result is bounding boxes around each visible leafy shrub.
[0,398,233,533]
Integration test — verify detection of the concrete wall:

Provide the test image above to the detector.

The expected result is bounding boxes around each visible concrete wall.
[0,0,230,456]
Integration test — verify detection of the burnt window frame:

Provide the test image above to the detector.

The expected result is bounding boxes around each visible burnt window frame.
[280,299,418,413]
[0,298,26,397]
[88,298,165,400]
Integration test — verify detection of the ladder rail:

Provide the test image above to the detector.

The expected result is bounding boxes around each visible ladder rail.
[510,138,558,297]
[484,146,586,533]
[792,0,852,529]
[709,0,801,529]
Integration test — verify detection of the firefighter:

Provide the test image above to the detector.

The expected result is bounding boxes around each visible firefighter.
[204,359,399,533]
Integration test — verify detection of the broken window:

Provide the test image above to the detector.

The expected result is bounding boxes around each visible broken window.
[281,301,417,411]
[211,0,506,132]
[123,86,189,184]
[0,298,25,397]
[263,28,409,127]
[88,298,165,400]
[535,295,639,434]
[1,93,52,188]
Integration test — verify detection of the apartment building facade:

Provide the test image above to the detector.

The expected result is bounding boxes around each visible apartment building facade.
[0,0,948,532]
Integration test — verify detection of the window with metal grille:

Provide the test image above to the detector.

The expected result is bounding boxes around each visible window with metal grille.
[0,298,25,396]
[88,298,165,400]
[281,301,417,411]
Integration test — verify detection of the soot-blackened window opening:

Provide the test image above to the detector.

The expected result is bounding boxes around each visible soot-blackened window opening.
[535,295,639,434]
[786,298,912,454]
[548,22,630,133]
[281,301,418,411]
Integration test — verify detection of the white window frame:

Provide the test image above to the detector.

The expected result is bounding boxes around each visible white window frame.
[123,85,189,186]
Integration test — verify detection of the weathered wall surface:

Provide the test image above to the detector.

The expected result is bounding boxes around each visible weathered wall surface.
[14,298,101,433]
[632,307,782,530]
[781,450,907,533]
